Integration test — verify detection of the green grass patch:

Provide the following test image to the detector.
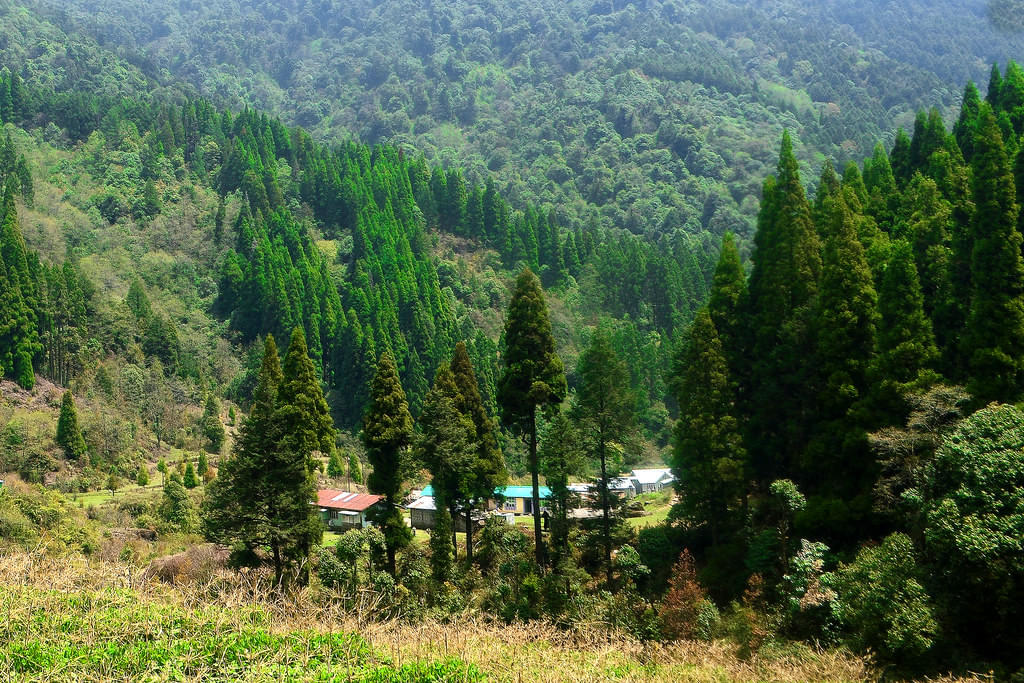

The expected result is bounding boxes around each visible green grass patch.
[0,585,484,682]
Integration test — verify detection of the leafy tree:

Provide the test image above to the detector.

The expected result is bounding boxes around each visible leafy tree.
[827,533,936,664]
[671,308,746,546]
[920,403,1024,662]
[498,269,566,568]
[55,390,87,460]
[197,451,209,480]
[157,458,167,485]
[962,103,1024,404]
[363,351,414,577]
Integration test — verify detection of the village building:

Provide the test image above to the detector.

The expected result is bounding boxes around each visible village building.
[630,468,675,495]
[316,490,383,531]
[417,484,553,516]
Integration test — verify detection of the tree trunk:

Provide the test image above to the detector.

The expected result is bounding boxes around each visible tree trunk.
[465,505,474,562]
[600,436,612,588]
[530,407,545,570]
[450,502,458,556]
[272,541,283,587]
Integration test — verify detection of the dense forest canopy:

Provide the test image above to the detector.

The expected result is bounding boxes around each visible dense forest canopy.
[18,0,1024,243]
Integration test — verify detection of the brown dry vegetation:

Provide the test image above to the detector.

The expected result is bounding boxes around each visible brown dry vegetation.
[0,550,987,683]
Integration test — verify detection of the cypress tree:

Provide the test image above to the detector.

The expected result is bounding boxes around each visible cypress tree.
[415,362,474,579]
[55,390,87,460]
[872,240,939,421]
[987,63,1004,107]
[707,231,746,379]
[746,132,821,484]
[327,450,344,478]
[202,394,226,452]
[963,104,1024,403]
[184,461,198,489]
[450,341,506,561]
[573,325,636,587]
[348,450,363,484]
[808,191,878,491]
[204,336,283,577]
[954,81,982,161]
[363,351,414,576]
[671,308,746,546]
[498,268,566,568]
[890,129,913,186]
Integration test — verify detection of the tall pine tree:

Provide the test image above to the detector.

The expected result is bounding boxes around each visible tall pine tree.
[498,268,566,568]
[363,351,414,576]
[963,103,1024,403]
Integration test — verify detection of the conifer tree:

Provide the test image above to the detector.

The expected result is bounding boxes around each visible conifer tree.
[416,362,475,577]
[671,308,746,546]
[327,450,344,478]
[707,232,746,383]
[954,81,982,161]
[184,461,198,489]
[202,394,226,452]
[205,335,317,585]
[137,465,149,487]
[808,191,878,492]
[197,451,209,480]
[55,390,87,460]
[872,240,939,420]
[363,351,414,576]
[498,268,566,568]
[450,341,506,561]
[963,103,1024,403]
[574,325,636,586]
[539,412,584,572]
[746,132,821,484]
[890,129,913,186]
[348,450,363,484]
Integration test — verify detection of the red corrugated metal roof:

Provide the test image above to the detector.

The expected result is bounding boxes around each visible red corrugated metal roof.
[316,490,383,512]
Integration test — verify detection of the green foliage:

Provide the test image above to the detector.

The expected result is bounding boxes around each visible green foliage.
[135,465,148,487]
[202,395,225,453]
[159,478,197,532]
[574,324,636,585]
[827,533,936,664]
[55,390,87,460]
[498,268,566,567]
[362,351,414,576]
[327,450,344,479]
[963,103,1024,403]
[183,461,198,489]
[204,334,325,585]
[921,403,1024,662]
[671,308,746,545]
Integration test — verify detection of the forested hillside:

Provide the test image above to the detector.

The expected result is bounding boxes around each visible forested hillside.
[28,0,1024,240]
[3,1,1024,681]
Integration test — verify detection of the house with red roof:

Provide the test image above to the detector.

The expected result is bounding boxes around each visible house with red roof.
[316,489,384,531]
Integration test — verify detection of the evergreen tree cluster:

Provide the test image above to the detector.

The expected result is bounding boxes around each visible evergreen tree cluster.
[670,62,1024,671]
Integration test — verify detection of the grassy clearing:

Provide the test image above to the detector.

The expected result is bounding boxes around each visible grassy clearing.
[0,552,918,683]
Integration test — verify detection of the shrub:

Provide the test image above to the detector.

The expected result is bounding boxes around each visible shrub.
[826,533,936,663]
[659,549,714,641]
